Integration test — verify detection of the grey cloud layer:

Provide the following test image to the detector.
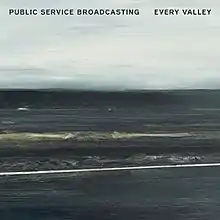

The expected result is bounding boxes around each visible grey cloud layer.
[0,0,220,89]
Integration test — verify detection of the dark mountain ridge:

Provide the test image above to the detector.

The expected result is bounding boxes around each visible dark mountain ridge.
[0,89,219,108]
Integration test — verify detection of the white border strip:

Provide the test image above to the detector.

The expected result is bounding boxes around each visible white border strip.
[0,163,220,176]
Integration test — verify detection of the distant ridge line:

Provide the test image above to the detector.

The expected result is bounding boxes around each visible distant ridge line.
[0,88,220,93]
[0,89,220,108]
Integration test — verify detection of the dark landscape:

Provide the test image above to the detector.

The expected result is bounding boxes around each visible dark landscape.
[0,89,220,219]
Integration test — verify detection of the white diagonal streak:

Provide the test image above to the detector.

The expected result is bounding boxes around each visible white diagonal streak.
[0,163,220,176]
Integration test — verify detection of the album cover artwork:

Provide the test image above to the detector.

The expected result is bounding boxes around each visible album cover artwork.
[0,0,219,219]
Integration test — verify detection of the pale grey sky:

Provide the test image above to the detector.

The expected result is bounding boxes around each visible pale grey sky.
[0,0,220,90]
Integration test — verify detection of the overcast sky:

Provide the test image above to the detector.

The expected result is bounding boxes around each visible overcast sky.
[0,0,220,90]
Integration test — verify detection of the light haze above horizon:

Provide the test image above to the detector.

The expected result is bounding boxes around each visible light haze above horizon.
[0,0,220,90]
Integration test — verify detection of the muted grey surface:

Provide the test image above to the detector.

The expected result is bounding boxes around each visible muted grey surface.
[0,168,220,219]
[0,105,220,219]
[0,106,220,171]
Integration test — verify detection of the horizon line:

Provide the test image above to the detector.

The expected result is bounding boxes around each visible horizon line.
[0,88,219,92]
